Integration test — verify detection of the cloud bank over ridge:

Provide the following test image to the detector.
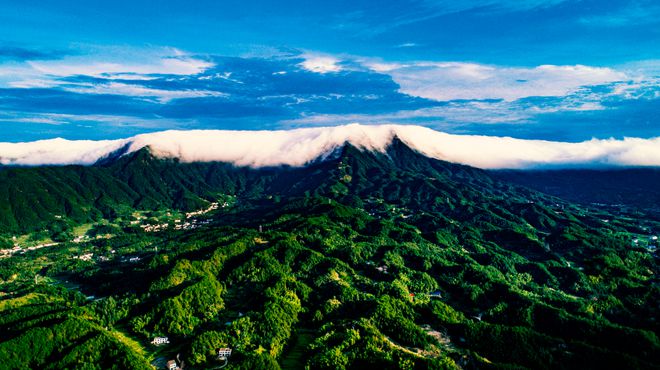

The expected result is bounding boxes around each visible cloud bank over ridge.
[1,124,659,169]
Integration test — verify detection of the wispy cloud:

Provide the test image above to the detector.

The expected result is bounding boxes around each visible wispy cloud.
[343,0,570,37]
[280,96,607,129]
[0,111,198,129]
[62,82,228,103]
[579,3,660,26]
[420,0,569,13]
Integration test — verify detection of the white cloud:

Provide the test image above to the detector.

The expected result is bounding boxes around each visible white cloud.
[393,126,660,169]
[0,138,131,166]
[26,47,212,78]
[62,82,227,103]
[363,60,628,101]
[2,124,659,169]
[298,54,343,74]
[395,43,419,48]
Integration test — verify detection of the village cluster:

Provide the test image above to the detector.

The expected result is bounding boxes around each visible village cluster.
[138,202,225,233]
[1,200,234,260]
[151,336,232,370]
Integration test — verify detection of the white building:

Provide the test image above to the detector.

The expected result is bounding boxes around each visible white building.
[151,337,170,345]
[217,347,232,358]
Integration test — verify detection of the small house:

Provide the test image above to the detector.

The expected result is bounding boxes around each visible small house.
[217,347,232,358]
[428,290,443,298]
[166,360,177,370]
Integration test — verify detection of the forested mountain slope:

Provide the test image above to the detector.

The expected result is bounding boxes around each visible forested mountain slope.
[0,139,658,369]
[0,138,536,234]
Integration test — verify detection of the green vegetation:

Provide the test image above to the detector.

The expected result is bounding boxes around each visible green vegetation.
[0,142,658,369]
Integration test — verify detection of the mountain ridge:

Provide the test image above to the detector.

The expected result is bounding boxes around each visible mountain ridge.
[0,138,538,235]
[2,124,660,168]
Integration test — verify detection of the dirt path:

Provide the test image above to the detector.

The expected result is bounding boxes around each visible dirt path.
[383,324,456,360]
[280,330,314,369]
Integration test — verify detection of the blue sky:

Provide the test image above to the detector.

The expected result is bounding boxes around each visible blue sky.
[0,0,659,142]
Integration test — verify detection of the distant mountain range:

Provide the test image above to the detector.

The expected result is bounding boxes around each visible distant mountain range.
[494,168,660,216]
